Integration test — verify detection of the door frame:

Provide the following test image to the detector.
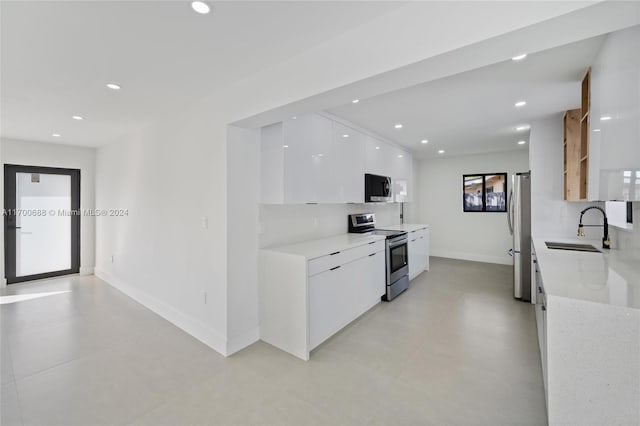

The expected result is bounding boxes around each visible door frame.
[4,164,81,284]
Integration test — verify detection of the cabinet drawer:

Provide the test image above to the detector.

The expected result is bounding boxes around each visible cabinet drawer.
[308,240,384,276]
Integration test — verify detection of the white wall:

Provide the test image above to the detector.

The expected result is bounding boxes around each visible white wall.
[226,126,261,354]
[529,115,604,240]
[415,150,529,265]
[1,138,96,281]
[94,112,230,353]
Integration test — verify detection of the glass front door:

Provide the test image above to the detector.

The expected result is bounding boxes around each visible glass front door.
[4,165,80,283]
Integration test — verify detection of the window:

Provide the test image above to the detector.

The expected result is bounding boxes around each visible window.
[463,173,507,212]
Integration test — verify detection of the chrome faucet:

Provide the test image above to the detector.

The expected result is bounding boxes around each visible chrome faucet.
[577,206,611,249]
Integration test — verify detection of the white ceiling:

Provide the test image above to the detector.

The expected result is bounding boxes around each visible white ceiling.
[0,1,402,147]
[327,35,605,159]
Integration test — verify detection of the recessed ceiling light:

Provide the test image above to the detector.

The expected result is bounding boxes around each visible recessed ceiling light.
[600,115,612,121]
[375,146,380,150]
[342,134,350,138]
[516,125,530,131]
[438,150,445,154]
[106,83,121,90]
[317,153,324,157]
[52,133,61,137]
[421,139,429,144]
[291,116,297,120]
[72,115,83,120]
[398,154,403,158]
[512,54,527,61]
[517,140,527,145]
[593,128,601,132]
[191,1,210,14]
[352,99,360,104]
[515,101,527,107]
[394,124,403,129]
[283,145,289,148]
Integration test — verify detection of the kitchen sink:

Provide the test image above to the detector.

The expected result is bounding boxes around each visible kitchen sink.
[545,241,601,253]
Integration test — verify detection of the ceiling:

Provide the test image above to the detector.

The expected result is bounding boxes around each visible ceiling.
[327,35,605,159]
[0,1,402,147]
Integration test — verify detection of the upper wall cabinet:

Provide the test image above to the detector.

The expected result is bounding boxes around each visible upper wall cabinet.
[260,113,411,204]
[588,26,640,201]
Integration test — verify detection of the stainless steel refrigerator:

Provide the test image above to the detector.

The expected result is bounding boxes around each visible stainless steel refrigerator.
[508,172,531,302]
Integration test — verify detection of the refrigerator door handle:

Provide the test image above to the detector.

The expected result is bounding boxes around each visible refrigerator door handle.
[507,189,514,235]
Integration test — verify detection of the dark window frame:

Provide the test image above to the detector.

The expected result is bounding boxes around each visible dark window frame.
[463,173,508,213]
[4,164,81,284]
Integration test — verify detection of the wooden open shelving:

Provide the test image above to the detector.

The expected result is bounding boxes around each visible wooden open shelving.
[563,108,581,201]
[564,67,591,201]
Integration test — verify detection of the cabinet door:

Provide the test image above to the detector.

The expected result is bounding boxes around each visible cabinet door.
[358,251,385,311]
[417,228,428,273]
[333,122,365,203]
[310,114,337,203]
[364,135,392,177]
[407,232,420,280]
[423,228,430,271]
[394,152,413,202]
[308,260,354,349]
[283,115,315,203]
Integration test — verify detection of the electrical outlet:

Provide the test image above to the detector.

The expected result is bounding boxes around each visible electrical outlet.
[110,255,114,263]
[202,216,209,230]
[313,217,319,227]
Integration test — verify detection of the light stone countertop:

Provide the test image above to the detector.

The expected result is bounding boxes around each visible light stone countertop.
[262,233,386,260]
[533,237,640,310]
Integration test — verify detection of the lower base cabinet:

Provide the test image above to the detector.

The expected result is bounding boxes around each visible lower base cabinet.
[309,252,384,349]
[260,239,385,360]
[408,227,429,280]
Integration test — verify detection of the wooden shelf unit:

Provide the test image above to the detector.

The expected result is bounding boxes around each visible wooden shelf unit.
[563,108,582,201]
[564,67,591,201]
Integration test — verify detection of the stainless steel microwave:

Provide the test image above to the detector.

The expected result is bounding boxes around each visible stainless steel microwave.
[365,173,392,202]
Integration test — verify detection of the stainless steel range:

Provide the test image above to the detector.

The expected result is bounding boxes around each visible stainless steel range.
[348,213,409,301]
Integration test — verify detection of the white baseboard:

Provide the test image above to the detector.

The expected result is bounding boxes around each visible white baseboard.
[430,249,512,265]
[226,327,260,356]
[94,267,228,356]
[79,266,95,276]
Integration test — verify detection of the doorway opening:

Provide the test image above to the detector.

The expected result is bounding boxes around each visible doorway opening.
[4,165,80,284]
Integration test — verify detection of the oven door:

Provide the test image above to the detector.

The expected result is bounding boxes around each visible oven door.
[387,237,409,284]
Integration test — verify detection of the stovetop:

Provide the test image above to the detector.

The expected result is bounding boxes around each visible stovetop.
[372,229,407,239]
[348,213,407,239]
[350,229,407,239]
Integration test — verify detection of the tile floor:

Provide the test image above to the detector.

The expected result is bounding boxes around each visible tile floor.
[0,257,547,425]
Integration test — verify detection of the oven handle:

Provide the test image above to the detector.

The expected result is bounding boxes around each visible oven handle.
[388,238,408,249]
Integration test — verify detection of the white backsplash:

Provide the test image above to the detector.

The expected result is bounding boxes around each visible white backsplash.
[610,202,640,250]
[259,203,404,248]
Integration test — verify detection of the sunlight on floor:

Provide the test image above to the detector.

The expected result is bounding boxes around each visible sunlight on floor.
[0,290,70,305]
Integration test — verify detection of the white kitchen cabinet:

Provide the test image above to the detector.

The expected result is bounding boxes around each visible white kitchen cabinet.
[532,244,548,404]
[284,114,316,203]
[260,235,386,360]
[588,26,640,201]
[332,121,365,203]
[309,260,355,348]
[261,112,412,204]
[309,114,336,203]
[407,226,429,280]
[364,134,393,178]
[422,227,430,271]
